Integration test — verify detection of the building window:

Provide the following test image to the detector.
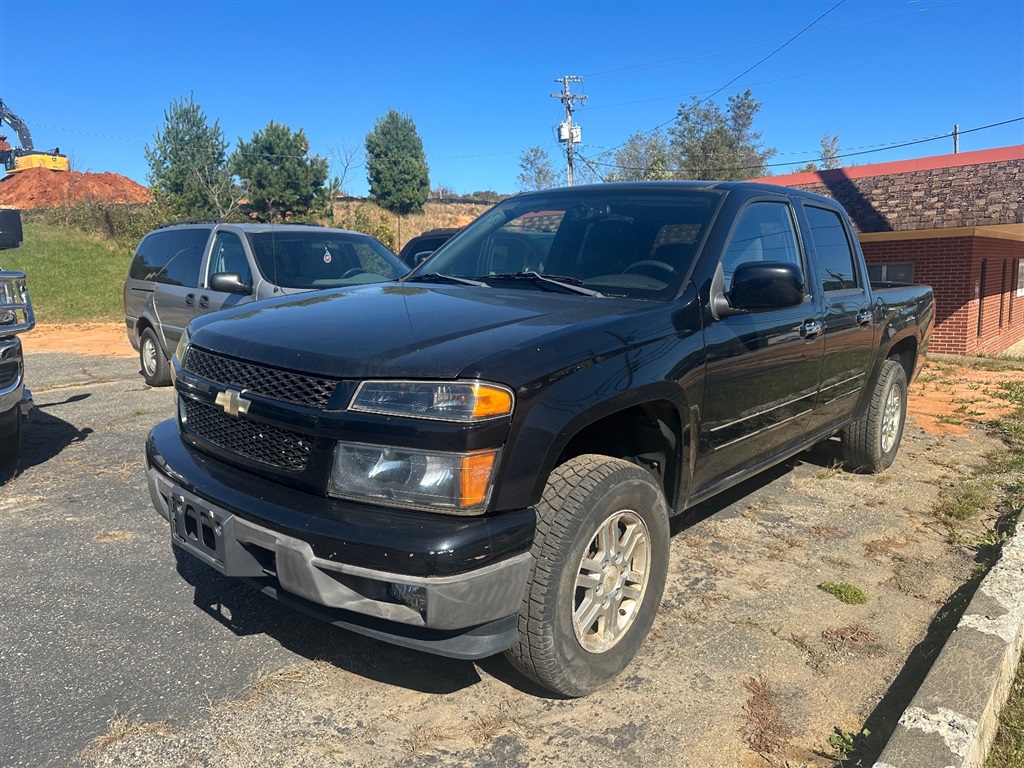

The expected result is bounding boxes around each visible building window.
[866,262,914,284]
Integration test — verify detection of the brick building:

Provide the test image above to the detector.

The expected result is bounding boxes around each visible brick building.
[764,145,1024,355]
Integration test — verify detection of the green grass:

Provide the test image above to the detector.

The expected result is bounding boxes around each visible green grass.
[1,222,129,322]
[986,644,1024,767]
[818,582,868,605]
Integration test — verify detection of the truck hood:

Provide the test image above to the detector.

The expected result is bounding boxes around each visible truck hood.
[187,283,680,384]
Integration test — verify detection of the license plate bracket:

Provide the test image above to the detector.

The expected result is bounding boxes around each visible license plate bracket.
[168,486,265,577]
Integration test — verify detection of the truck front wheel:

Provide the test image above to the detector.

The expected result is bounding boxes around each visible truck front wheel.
[505,454,670,697]
[842,358,908,473]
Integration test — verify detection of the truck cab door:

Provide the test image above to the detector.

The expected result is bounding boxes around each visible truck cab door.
[694,199,824,490]
[798,203,876,434]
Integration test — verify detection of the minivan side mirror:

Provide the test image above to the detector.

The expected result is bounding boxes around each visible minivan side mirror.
[413,250,434,266]
[209,272,252,295]
[728,261,804,311]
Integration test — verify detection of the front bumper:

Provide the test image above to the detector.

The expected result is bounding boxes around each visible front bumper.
[0,336,25,417]
[146,419,535,659]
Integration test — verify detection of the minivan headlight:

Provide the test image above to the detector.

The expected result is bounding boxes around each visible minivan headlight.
[330,441,500,515]
[349,380,513,421]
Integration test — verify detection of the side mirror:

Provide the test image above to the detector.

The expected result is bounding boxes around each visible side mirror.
[209,272,252,295]
[413,250,434,266]
[0,209,23,251]
[728,261,804,311]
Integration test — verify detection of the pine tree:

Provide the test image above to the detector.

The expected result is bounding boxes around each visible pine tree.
[364,110,430,215]
[231,121,330,223]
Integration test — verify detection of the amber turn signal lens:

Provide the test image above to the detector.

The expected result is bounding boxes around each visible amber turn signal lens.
[460,450,498,508]
[471,384,514,419]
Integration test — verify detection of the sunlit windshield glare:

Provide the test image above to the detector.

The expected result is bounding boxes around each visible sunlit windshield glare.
[248,232,408,289]
[410,189,721,300]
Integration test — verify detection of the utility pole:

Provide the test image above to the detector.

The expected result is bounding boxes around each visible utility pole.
[953,123,960,154]
[551,76,587,186]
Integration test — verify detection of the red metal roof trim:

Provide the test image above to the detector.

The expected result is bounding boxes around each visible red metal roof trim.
[759,144,1024,187]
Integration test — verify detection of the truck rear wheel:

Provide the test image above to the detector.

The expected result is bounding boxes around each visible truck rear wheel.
[505,454,670,697]
[841,359,907,473]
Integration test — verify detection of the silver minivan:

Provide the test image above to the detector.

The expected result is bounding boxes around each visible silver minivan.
[123,221,408,385]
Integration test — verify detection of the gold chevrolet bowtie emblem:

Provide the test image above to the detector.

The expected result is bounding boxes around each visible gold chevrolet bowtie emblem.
[214,388,251,417]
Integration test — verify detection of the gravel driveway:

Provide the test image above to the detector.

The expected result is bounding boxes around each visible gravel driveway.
[0,350,1005,767]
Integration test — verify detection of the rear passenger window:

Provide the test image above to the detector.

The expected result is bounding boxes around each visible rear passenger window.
[806,206,861,292]
[721,202,802,293]
[128,228,209,287]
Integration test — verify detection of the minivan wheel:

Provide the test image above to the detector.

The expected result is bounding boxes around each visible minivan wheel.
[140,328,171,387]
[504,454,670,697]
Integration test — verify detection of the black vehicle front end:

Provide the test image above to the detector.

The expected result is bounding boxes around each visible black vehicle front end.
[145,309,547,657]
[0,210,34,468]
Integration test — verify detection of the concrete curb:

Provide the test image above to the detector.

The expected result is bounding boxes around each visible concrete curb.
[873,529,1024,768]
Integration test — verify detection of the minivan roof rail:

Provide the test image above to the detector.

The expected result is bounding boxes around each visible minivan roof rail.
[155,218,224,229]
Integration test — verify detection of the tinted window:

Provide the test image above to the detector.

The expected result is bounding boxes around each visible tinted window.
[129,228,210,287]
[721,202,802,293]
[806,206,860,292]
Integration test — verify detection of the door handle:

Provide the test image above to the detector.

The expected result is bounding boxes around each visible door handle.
[185,293,195,307]
[800,320,823,340]
[199,295,209,309]
[856,309,873,326]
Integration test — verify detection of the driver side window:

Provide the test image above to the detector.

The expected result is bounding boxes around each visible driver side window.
[721,202,802,293]
[208,232,251,286]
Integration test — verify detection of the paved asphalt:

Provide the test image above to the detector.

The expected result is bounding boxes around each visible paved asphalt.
[0,353,328,768]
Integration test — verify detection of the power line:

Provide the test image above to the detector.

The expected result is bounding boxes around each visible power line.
[579,116,1024,177]
[603,0,847,156]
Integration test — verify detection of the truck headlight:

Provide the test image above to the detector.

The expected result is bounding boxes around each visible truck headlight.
[329,441,500,515]
[349,380,513,421]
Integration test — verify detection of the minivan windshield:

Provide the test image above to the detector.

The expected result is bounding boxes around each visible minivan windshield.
[407,188,722,300]
[247,231,408,289]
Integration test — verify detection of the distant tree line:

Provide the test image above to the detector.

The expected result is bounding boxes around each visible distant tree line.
[147,88,842,228]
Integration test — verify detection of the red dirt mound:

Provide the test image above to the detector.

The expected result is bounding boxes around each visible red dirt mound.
[0,167,150,209]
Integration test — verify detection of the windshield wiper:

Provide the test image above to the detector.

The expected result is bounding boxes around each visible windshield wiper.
[404,272,488,287]
[481,271,605,297]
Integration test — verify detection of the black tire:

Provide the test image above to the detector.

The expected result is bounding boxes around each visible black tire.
[842,359,908,473]
[505,454,670,697]
[0,406,20,467]
[139,328,171,387]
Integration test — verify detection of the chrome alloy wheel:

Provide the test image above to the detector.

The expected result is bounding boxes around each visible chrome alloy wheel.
[142,337,158,377]
[881,382,902,453]
[572,509,651,653]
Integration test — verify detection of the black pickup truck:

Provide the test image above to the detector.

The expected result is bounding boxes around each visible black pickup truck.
[146,182,934,696]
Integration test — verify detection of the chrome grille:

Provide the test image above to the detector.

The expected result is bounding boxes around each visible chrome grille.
[183,347,337,409]
[183,398,311,472]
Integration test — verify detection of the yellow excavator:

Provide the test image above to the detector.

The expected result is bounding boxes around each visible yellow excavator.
[0,98,69,174]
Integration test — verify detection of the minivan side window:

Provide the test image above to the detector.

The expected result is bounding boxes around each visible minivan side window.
[128,228,210,287]
[805,206,861,293]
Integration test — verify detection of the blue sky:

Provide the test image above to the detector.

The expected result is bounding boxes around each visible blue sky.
[0,0,1021,196]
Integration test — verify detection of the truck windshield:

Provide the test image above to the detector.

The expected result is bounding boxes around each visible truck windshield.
[408,188,722,300]
[247,232,408,289]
